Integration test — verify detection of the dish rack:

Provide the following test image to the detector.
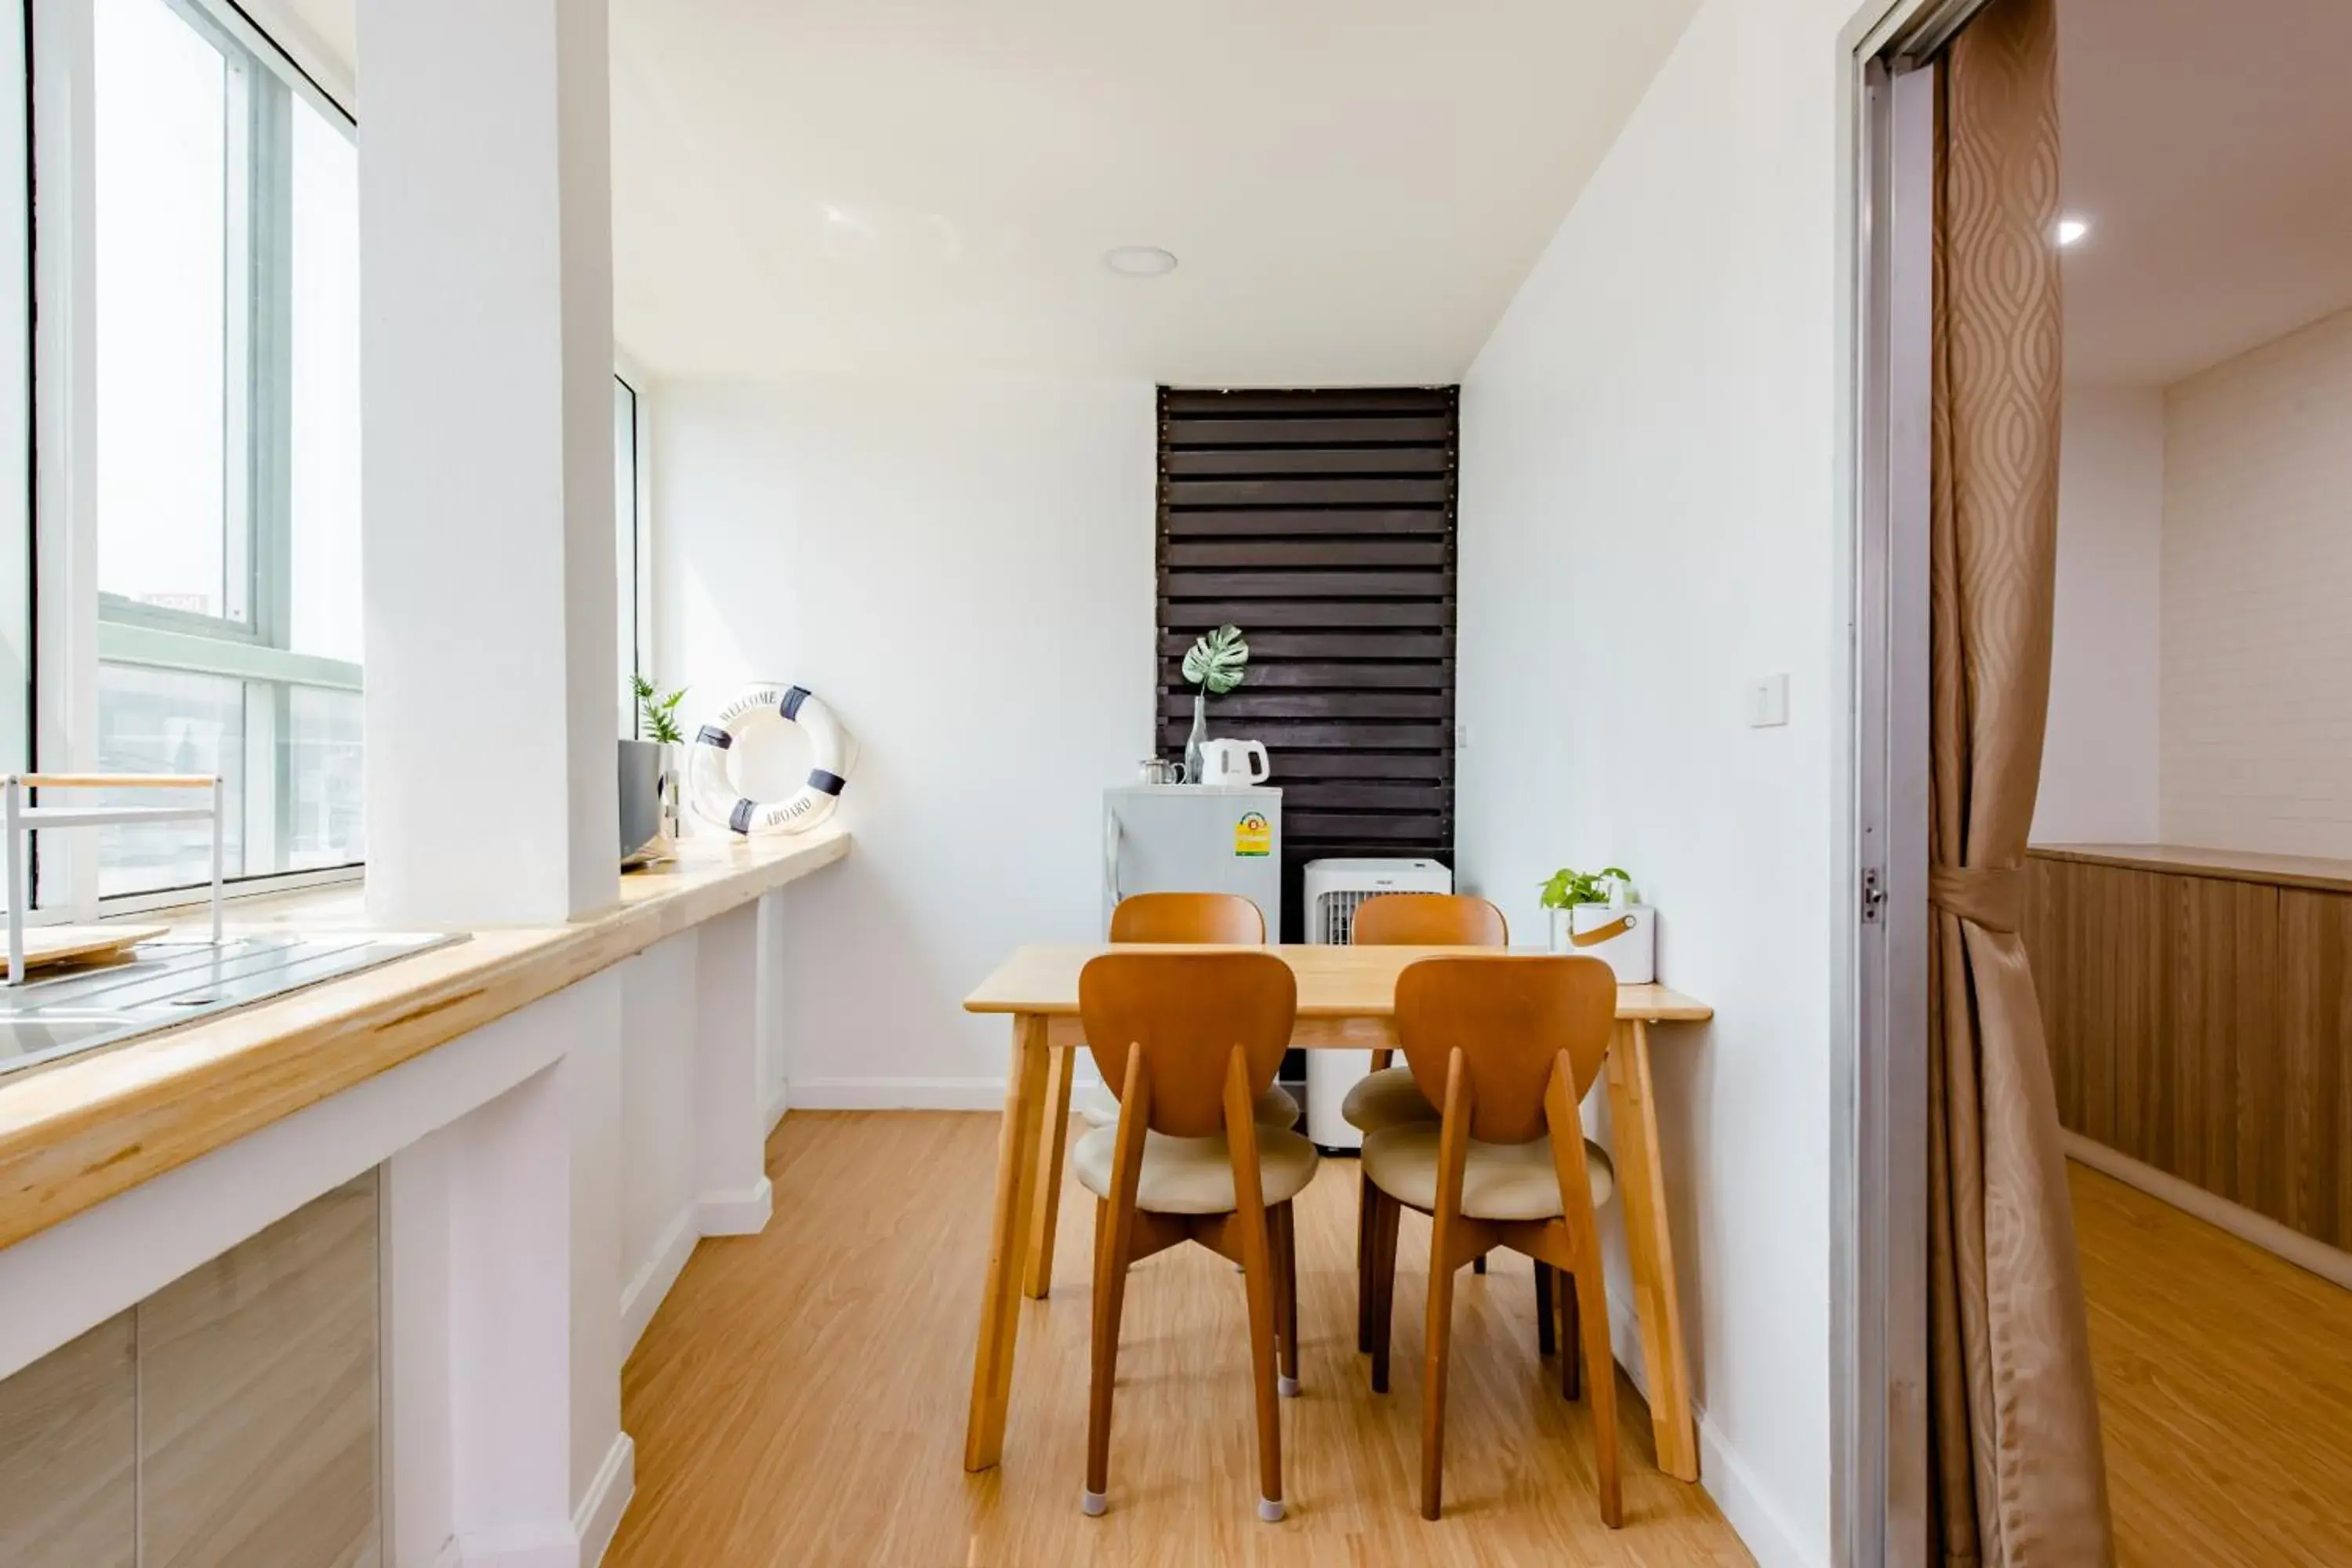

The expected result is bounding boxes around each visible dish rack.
[2,773,223,985]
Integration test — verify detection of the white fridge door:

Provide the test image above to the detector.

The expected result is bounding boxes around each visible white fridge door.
[1102,786,1282,936]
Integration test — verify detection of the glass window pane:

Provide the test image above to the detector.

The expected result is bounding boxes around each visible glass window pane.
[94,0,234,622]
[285,685,365,869]
[94,662,245,897]
[289,104,361,663]
[615,377,637,735]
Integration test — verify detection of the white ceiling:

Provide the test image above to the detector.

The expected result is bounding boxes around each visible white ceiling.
[2061,0,2352,387]
[289,0,1698,384]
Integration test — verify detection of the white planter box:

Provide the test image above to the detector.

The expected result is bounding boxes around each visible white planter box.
[1548,903,1657,984]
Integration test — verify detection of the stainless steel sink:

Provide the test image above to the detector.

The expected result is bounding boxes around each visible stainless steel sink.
[0,933,465,1078]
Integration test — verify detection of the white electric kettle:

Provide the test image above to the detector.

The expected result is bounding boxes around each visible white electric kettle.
[1196,739,1271,786]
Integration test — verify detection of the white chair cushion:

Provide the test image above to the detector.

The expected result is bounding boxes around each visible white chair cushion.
[1360,1123,1615,1221]
[1073,1123,1320,1216]
[1081,1083,1298,1132]
[1339,1065,1437,1134]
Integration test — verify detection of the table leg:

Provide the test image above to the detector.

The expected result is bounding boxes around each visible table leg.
[1605,1018,1699,1482]
[964,1013,1053,1472]
[1023,1044,1076,1299]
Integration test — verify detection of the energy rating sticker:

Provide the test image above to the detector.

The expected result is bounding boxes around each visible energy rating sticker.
[1233,811,1272,858]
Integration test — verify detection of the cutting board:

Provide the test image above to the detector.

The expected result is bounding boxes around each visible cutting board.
[13,924,169,973]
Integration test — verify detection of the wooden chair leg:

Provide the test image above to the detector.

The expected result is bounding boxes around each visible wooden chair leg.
[1534,1262,1555,1357]
[1368,1190,1400,1395]
[1272,1201,1301,1396]
[1571,1250,1620,1526]
[1559,1271,1581,1401]
[1083,1193,1135,1514]
[1236,1194,1285,1520]
[1420,1224,1459,1519]
[1356,1168,1375,1354]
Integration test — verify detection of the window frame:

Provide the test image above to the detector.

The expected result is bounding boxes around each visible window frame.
[24,0,653,916]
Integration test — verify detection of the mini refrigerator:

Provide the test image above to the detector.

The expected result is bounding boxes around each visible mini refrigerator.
[1101,785,1282,936]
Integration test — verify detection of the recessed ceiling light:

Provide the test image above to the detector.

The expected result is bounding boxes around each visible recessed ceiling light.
[2055,216,2089,248]
[1104,245,1178,278]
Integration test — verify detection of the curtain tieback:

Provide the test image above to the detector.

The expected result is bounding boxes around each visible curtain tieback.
[1929,864,2024,933]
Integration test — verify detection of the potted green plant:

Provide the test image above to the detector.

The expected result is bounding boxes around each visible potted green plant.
[1539,864,1655,982]
[1178,623,1248,784]
[622,675,689,863]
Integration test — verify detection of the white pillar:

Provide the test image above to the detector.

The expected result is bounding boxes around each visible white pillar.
[694,902,773,1233]
[359,0,619,927]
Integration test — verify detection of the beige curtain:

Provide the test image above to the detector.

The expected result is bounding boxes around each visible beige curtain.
[1926,0,2114,1563]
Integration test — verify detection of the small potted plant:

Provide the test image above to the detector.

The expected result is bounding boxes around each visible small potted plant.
[1539,864,1656,982]
[623,675,688,862]
[1179,623,1249,783]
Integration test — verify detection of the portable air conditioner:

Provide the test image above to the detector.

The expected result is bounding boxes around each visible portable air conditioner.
[1302,858,1453,1151]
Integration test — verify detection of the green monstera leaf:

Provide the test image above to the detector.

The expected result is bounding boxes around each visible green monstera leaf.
[1181,623,1250,695]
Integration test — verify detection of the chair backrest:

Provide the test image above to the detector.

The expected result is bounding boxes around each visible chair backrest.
[1393,956,1616,1144]
[1109,891,1265,945]
[1352,893,1508,947]
[1078,951,1297,1138]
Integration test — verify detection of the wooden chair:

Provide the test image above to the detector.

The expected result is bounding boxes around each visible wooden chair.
[1094,892,1298,1131]
[1338,895,1559,1345]
[1359,955,1624,1526]
[1073,950,1316,1523]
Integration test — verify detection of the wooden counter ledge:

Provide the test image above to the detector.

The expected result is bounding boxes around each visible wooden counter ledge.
[0,828,851,1252]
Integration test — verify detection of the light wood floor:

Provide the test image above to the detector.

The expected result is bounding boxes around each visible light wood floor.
[607,1112,1752,1567]
[2071,1160,2352,1567]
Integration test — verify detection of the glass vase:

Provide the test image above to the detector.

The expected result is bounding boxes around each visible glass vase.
[1183,690,1208,784]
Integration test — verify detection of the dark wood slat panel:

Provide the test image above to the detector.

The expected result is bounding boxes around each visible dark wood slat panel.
[1160,601,1452,630]
[1156,719,1451,751]
[1164,416,1455,447]
[1156,632,1454,661]
[1162,570,1453,600]
[1163,540,1450,570]
[1165,477,1453,507]
[1240,752,1451,781]
[1287,812,1448,843]
[1158,386,1457,940]
[1163,447,1453,477]
[1162,388,1454,416]
[1163,510,1450,538]
[1156,691,1449,721]
[1277,782,1452,812]
[1158,661,1447,690]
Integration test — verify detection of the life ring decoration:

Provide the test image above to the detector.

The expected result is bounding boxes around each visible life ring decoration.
[688,684,859,837]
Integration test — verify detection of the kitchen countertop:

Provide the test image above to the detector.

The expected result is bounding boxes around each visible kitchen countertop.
[0,828,851,1251]
[2030,842,2352,896]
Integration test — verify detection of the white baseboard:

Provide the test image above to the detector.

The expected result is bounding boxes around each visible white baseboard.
[2063,1132,2352,1290]
[786,1076,1005,1111]
[698,1177,773,1236]
[575,1432,636,1568]
[1607,1305,1823,1568]
[620,1207,701,1354]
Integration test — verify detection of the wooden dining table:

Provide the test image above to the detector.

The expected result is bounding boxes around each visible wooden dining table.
[959,942,1714,1483]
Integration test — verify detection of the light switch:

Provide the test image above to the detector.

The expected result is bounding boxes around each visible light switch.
[1747,674,1790,728]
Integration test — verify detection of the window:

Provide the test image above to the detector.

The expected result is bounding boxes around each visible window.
[615,373,643,735]
[90,0,361,898]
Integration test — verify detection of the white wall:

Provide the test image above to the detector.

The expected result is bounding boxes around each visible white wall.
[2033,386,2163,844]
[1454,2,1860,1563]
[652,379,1156,1105]
[2161,305,2352,858]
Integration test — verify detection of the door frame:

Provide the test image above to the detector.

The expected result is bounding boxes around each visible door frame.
[1832,3,1991,1566]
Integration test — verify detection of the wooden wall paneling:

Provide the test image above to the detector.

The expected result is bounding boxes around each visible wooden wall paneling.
[2169,877,2276,1208]
[137,1171,381,1568]
[2278,890,2350,1249]
[0,1314,136,1568]
[2024,855,2075,1131]
[1156,387,1458,940]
